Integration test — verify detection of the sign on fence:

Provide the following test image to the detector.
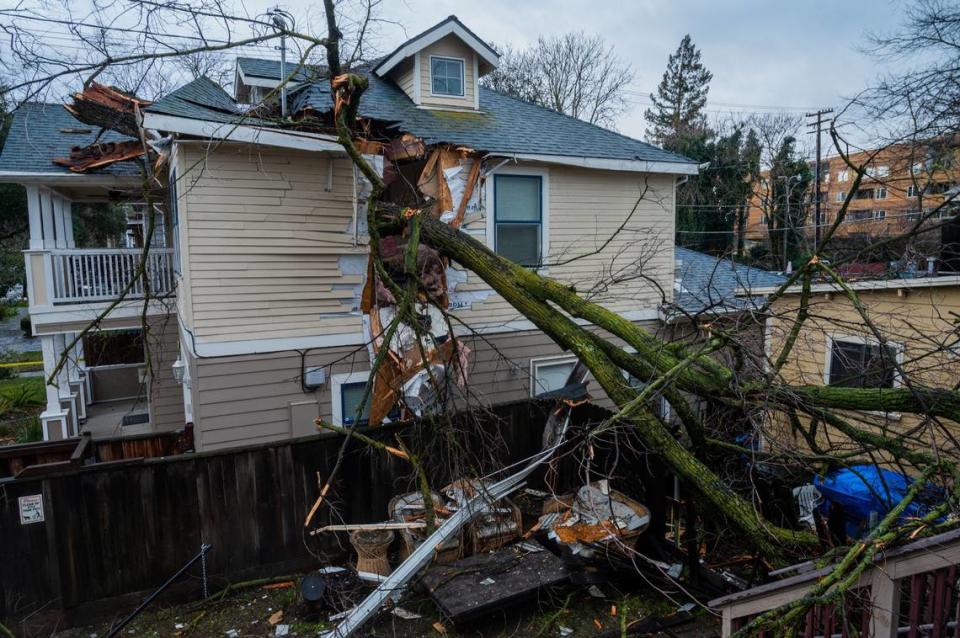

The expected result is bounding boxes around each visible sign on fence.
[18,494,44,524]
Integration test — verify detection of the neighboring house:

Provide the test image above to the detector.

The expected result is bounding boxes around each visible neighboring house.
[759,274,960,457]
[743,142,960,260]
[0,16,698,450]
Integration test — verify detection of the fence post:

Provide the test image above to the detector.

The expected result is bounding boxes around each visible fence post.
[869,566,900,638]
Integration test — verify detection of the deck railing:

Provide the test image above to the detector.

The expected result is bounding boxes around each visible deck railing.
[49,248,175,304]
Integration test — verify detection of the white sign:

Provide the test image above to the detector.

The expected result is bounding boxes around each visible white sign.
[19,494,44,525]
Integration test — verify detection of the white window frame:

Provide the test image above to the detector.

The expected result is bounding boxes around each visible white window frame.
[485,165,550,270]
[876,186,887,200]
[331,370,372,426]
[824,334,903,389]
[529,355,578,398]
[838,169,849,182]
[874,209,886,220]
[429,55,466,98]
[835,191,845,202]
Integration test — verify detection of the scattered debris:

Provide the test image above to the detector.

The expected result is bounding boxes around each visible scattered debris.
[268,610,283,625]
[421,543,569,624]
[588,585,605,599]
[539,482,650,558]
[432,621,448,634]
[390,607,422,620]
[274,624,290,636]
[558,626,573,636]
[53,141,144,172]
[225,630,239,638]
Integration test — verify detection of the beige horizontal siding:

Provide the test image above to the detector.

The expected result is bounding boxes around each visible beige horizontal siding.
[148,315,186,432]
[189,322,659,451]
[178,144,366,343]
[419,36,476,110]
[392,57,417,102]
[454,167,674,327]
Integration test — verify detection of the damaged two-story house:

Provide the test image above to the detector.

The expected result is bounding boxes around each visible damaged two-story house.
[0,16,698,450]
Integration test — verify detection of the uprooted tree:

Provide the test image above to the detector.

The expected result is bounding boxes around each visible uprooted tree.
[3,0,960,635]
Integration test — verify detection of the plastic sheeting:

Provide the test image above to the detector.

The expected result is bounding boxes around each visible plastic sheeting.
[814,465,941,539]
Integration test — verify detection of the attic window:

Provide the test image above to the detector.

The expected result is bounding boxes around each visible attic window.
[430,56,464,97]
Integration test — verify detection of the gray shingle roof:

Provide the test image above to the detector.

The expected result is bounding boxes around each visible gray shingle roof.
[147,75,262,124]
[672,247,786,317]
[0,102,139,175]
[242,56,696,166]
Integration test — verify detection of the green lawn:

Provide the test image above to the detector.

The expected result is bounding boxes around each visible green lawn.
[0,375,45,406]
[5,350,41,363]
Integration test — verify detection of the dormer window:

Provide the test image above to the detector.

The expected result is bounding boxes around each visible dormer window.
[430,57,465,97]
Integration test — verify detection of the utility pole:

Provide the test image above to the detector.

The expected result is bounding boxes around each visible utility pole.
[269,8,295,118]
[806,108,834,250]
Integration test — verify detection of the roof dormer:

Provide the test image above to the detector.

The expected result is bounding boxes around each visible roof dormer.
[373,16,499,111]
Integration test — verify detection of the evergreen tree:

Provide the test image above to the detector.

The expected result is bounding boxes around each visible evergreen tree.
[645,35,713,150]
[766,136,812,268]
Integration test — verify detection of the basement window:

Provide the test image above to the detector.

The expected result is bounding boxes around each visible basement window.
[430,56,465,97]
[530,356,577,397]
[494,174,543,267]
[331,372,371,426]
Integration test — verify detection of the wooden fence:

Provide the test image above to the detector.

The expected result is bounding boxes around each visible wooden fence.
[0,400,581,633]
[710,528,960,637]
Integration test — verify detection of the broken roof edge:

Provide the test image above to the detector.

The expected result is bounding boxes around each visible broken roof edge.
[485,151,699,175]
[742,273,960,297]
[141,111,344,154]
[373,15,500,77]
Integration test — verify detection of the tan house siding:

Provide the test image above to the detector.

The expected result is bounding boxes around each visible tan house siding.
[418,35,477,110]
[391,57,417,103]
[188,321,660,451]
[766,284,960,455]
[454,166,675,327]
[177,144,367,343]
[148,315,187,431]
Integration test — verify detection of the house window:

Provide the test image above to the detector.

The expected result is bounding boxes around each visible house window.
[838,169,849,182]
[908,185,920,197]
[835,191,845,202]
[494,174,543,267]
[169,170,182,275]
[874,209,886,220]
[855,188,875,200]
[876,187,887,199]
[331,372,372,426]
[530,356,577,397]
[430,57,465,97]
[866,165,890,178]
[817,212,827,224]
[827,338,899,388]
[912,162,924,175]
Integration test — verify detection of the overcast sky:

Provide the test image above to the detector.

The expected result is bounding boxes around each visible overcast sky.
[362,0,903,142]
[3,0,908,148]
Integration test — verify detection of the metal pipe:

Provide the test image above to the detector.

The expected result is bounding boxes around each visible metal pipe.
[103,544,211,638]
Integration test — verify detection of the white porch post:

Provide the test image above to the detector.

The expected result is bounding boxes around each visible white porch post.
[39,189,56,249]
[66,332,86,422]
[53,333,78,436]
[63,198,76,248]
[39,334,70,440]
[52,196,68,250]
[25,186,43,250]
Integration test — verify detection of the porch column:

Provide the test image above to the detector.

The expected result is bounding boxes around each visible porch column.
[25,186,43,250]
[52,196,68,250]
[62,198,76,248]
[39,189,56,249]
[39,334,70,441]
[53,333,78,436]
[66,332,86,422]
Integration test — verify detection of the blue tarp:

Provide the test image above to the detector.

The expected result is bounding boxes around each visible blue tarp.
[814,465,940,539]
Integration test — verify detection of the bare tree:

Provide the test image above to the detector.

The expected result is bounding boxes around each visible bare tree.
[482,32,634,127]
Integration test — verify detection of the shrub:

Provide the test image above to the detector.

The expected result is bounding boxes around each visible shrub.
[20,314,31,337]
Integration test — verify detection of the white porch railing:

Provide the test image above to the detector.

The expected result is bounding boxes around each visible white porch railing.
[50,248,175,304]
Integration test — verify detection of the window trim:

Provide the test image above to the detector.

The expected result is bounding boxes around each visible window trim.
[331,371,371,426]
[168,167,182,275]
[824,334,904,389]
[429,55,466,98]
[529,355,578,398]
[485,166,550,270]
